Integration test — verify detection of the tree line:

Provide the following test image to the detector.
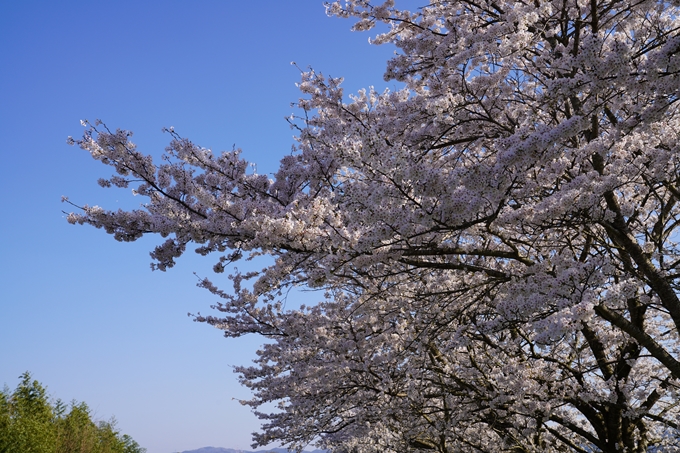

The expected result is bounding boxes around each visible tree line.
[0,372,145,453]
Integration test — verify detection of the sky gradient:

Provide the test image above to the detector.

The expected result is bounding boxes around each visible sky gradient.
[0,1,413,452]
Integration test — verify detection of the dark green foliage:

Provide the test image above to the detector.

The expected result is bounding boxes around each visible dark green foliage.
[0,372,145,453]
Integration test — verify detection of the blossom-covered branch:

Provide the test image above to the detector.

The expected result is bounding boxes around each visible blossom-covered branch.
[68,1,680,451]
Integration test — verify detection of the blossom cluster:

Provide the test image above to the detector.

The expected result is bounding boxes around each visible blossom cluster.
[68,1,680,451]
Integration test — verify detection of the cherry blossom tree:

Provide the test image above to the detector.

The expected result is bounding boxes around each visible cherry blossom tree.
[66,1,680,451]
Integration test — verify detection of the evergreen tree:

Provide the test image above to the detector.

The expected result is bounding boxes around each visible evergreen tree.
[0,372,56,453]
[0,373,145,453]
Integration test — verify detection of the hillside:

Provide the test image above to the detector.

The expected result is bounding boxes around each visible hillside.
[179,447,326,453]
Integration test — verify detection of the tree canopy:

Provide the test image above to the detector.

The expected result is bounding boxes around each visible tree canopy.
[66,1,680,451]
[0,372,145,453]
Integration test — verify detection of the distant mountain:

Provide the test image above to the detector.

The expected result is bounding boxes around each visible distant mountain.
[177,447,327,453]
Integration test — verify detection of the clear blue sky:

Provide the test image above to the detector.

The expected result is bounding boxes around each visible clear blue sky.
[0,1,412,452]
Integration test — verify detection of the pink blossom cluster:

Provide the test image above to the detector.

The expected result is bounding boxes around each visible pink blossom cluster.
[68,1,680,451]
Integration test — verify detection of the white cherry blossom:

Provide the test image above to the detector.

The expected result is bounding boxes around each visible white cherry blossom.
[67,1,680,451]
